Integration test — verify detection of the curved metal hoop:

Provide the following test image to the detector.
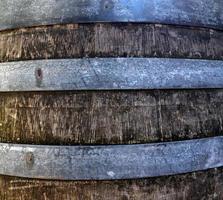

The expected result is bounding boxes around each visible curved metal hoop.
[0,0,222,31]
[0,137,223,180]
[0,58,223,91]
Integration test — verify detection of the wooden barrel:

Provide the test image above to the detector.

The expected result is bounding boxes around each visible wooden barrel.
[0,1,223,199]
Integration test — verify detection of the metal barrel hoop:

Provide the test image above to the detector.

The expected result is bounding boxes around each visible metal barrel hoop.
[0,137,223,180]
[0,58,223,91]
[0,0,222,31]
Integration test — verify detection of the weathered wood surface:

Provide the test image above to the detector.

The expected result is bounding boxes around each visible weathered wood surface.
[0,167,222,200]
[0,23,223,62]
[0,89,222,145]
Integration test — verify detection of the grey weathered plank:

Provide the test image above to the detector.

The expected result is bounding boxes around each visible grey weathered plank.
[0,136,223,180]
[0,0,222,31]
[0,58,223,91]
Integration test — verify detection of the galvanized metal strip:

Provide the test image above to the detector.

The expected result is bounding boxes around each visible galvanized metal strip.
[0,137,223,180]
[0,58,223,91]
[0,0,223,31]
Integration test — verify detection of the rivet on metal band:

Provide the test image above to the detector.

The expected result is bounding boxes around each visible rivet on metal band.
[0,58,223,91]
[0,0,222,31]
[0,136,223,180]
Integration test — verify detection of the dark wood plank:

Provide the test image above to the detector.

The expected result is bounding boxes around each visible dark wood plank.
[0,23,222,62]
[0,89,222,145]
[0,168,222,200]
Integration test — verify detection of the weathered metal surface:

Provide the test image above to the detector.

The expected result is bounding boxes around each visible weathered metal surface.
[0,137,223,180]
[0,58,223,91]
[0,0,222,31]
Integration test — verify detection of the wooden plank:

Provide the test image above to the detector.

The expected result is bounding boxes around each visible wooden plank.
[0,24,222,62]
[0,167,222,200]
[0,89,223,145]
[0,0,222,31]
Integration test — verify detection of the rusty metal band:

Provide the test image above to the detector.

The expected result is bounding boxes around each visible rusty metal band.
[0,58,223,91]
[0,136,223,180]
[0,0,222,31]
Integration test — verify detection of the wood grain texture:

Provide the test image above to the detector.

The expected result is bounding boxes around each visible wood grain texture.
[0,23,223,62]
[0,167,222,200]
[0,89,222,145]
